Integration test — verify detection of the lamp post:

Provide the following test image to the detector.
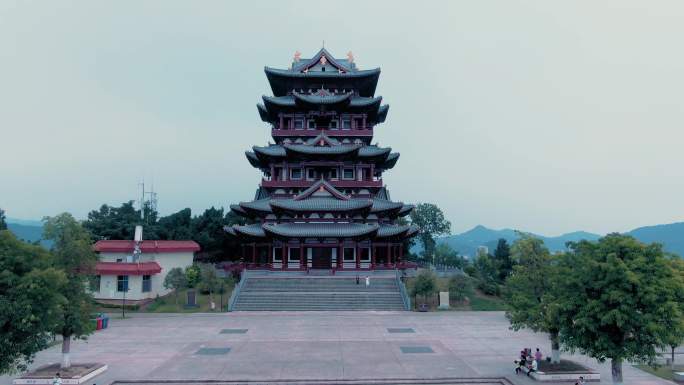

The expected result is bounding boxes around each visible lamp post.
[122,280,129,319]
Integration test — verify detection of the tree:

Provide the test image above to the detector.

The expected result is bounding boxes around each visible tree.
[0,208,7,230]
[557,234,684,385]
[473,250,499,295]
[503,234,562,363]
[185,264,201,289]
[665,257,684,370]
[410,203,451,262]
[448,274,471,302]
[0,230,66,374]
[411,270,437,307]
[83,201,143,241]
[433,243,468,268]
[492,238,514,283]
[198,263,220,309]
[163,267,187,306]
[42,213,98,369]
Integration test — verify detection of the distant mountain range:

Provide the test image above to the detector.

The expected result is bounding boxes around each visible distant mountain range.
[422,223,684,258]
[6,217,683,257]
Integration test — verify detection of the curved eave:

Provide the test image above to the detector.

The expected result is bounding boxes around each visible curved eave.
[376,104,389,123]
[406,225,420,238]
[376,225,411,239]
[358,146,392,160]
[231,224,267,239]
[229,204,249,218]
[398,204,415,217]
[293,91,353,107]
[270,198,373,213]
[245,151,264,169]
[380,153,400,170]
[263,223,379,239]
[239,199,273,215]
[265,67,381,97]
[253,145,286,160]
[291,48,355,73]
[370,199,404,214]
[257,103,271,123]
[284,144,361,156]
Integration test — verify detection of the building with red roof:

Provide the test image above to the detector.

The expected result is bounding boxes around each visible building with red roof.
[91,239,199,303]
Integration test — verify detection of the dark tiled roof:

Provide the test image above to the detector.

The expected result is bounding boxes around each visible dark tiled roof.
[398,204,415,217]
[239,198,272,212]
[271,197,372,212]
[381,152,400,169]
[231,224,266,238]
[294,179,349,201]
[306,132,340,146]
[377,225,411,238]
[285,143,361,155]
[292,91,353,105]
[371,199,404,213]
[359,146,392,157]
[264,222,379,238]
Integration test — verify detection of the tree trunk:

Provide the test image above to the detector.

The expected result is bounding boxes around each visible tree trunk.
[61,334,71,369]
[611,358,624,385]
[672,346,676,371]
[175,289,179,306]
[549,330,561,364]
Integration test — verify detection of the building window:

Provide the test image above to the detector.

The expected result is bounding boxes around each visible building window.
[354,118,364,129]
[117,275,129,292]
[89,275,101,292]
[116,258,123,262]
[290,168,302,180]
[328,169,338,180]
[288,247,301,262]
[307,168,318,180]
[273,247,283,262]
[307,120,316,130]
[343,248,356,262]
[142,275,151,292]
[329,120,339,129]
[294,118,304,130]
[341,117,352,130]
[343,168,354,180]
[360,248,371,262]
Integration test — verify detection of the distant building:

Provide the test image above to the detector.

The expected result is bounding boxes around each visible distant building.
[476,245,489,256]
[91,240,199,303]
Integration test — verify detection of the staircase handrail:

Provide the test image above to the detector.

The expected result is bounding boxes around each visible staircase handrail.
[227,269,249,311]
[395,269,411,311]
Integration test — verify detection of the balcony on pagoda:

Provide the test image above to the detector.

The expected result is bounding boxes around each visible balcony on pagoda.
[260,178,383,189]
[272,128,374,138]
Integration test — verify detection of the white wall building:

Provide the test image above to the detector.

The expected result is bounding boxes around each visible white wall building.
[92,240,199,302]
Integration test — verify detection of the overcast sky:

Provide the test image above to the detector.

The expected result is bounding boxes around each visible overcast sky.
[1,1,683,235]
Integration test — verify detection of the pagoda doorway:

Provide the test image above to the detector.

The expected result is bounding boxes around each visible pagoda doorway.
[310,247,333,269]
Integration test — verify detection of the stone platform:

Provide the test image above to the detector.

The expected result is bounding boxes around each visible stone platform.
[1,312,671,385]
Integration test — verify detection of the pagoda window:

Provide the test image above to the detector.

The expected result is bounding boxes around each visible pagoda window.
[359,247,371,262]
[290,168,302,180]
[341,117,352,130]
[343,247,356,262]
[288,247,301,262]
[329,119,339,129]
[328,168,338,180]
[283,117,292,129]
[294,118,305,130]
[307,168,318,180]
[273,247,283,262]
[343,168,355,180]
[354,117,364,129]
[307,119,316,130]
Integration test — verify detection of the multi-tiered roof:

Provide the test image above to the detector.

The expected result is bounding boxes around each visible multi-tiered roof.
[226,48,416,269]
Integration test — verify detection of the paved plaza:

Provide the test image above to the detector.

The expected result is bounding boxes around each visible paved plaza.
[1,311,673,385]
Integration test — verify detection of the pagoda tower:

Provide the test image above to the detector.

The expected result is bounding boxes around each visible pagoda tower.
[226,48,417,271]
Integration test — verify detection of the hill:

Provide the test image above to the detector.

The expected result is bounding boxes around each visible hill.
[433,222,683,258]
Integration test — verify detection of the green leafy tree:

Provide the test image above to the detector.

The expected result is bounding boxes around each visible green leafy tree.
[409,203,451,262]
[0,230,66,374]
[198,263,220,308]
[665,257,684,369]
[492,238,514,283]
[42,213,98,369]
[448,274,471,302]
[473,250,499,295]
[185,264,201,289]
[163,267,187,306]
[557,234,684,385]
[433,243,467,268]
[411,270,438,307]
[503,234,562,363]
[83,201,144,241]
[156,208,193,240]
[0,208,7,230]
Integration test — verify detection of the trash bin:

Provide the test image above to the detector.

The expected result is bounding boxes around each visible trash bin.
[102,316,109,329]
[91,318,98,330]
[96,317,103,330]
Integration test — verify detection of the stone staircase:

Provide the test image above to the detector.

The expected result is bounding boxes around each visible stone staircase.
[232,275,407,311]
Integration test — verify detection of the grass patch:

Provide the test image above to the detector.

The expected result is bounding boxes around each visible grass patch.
[634,364,684,381]
[144,288,233,313]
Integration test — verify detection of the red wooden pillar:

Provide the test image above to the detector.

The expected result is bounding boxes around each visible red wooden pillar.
[399,245,404,264]
[252,243,256,266]
[371,245,376,269]
[356,242,361,270]
[387,243,392,267]
[268,244,273,269]
[300,243,304,270]
[281,246,287,270]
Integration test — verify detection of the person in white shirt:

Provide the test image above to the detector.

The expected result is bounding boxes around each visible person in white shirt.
[52,373,62,385]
